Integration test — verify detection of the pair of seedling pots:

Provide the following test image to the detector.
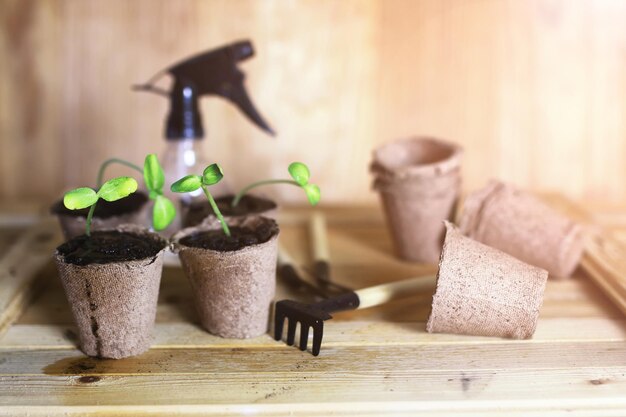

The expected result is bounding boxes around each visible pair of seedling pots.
[372,137,584,339]
[53,194,278,359]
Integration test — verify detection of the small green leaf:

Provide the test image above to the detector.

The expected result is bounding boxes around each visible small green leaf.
[97,176,138,202]
[202,164,224,186]
[152,195,176,231]
[144,154,165,193]
[288,162,310,186]
[63,187,98,210]
[303,184,321,206]
[171,175,203,193]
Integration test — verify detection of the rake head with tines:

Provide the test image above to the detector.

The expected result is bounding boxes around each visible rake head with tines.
[274,292,360,356]
[274,275,437,356]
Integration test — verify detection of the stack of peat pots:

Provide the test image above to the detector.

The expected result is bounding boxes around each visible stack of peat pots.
[371,137,584,340]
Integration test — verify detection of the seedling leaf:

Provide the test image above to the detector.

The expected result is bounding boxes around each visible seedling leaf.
[303,184,321,206]
[144,154,165,192]
[97,176,138,202]
[202,164,224,186]
[63,188,98,210]
[153,195,176,231]
[172,164,230,236]
[171,175,203,193]
[288,162,310,186]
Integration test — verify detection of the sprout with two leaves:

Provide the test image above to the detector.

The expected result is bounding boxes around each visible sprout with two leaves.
[91,154,176,231]
[171,164,231,236]
[63,177,138,237]
[231,162,320,207]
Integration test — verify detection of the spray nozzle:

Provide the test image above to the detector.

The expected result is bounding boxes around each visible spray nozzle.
[134,40,275,139]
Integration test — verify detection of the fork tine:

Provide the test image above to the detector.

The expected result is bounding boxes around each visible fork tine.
[311,322,324,356]
[286,318,298,345]
[274,308,285,341]
[299,324,310,351]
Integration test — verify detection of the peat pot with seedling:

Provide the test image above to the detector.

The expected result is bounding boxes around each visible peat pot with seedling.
[54,161,172,359]
[51,154,176,238]
[171,163,280,338]
[181,162,320,227]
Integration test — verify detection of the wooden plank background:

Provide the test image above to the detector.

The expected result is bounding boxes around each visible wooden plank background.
[1,0,626,205]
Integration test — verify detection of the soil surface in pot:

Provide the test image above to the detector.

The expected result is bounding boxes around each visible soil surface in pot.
[182,194,276,227]
[179,225,275,252]
[57,231,165,266]
[50,192,148,219]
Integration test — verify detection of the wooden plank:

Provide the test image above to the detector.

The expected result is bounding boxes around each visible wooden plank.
[0,370,625,411]
[3,402,626,417]
[1,318,626,350]
[14,251,623,325]
[4,1,626,206]
[0,219,62,337]
[1,342,626,376]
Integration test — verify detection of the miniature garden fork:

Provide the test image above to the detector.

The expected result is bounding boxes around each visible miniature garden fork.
[274,274,436,356]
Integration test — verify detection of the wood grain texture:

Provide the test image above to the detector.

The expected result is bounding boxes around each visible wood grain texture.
[0,200,626,415]
[0,219,61,337]
[2,1,626,206]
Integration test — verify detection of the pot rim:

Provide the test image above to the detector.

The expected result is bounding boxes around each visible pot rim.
[171,215,280,255]
[371,136,463,181]
[55,224,169,267]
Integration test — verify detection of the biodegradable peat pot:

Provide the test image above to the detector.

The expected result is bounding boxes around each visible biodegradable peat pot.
[427,222,548,339]
[172,215,279,338]
[459,181,584,278]
[51,192,151,240]
[180,194,278,228]
[370,137,463,263]
[54,226,168,359]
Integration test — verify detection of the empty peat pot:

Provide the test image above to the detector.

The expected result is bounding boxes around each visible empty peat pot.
[172,215,279,338]
[371,137,463,263]
[427,222,548,339]
[54,226,168,359]
[459,181,584,278]
[51,192,151,240]
[180,194,277,228]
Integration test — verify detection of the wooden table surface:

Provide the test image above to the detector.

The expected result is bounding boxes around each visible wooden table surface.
[0,201,625,416]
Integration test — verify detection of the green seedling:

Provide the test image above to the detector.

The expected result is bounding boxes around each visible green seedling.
[231,162,321,207]
[64,176,138,237]
[95,154,176,231]
[171,163,231,236]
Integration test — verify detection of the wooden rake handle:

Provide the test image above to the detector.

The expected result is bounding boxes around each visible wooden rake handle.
[309,211,331,281]
[353,275,437,310]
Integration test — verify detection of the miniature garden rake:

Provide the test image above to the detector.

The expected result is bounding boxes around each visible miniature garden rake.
[274,274,436,356]
[277,212,350,298]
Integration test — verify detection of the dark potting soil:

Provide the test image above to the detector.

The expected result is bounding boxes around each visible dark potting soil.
[50,192,148,219]
[57,231,166,266]
[182,194,276,228]
[179,225,276,252]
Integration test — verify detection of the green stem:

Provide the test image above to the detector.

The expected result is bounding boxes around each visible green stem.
[97,158,143,187]
[203,186,231,237]
[85,202,97,237]
[232,179,299,207]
